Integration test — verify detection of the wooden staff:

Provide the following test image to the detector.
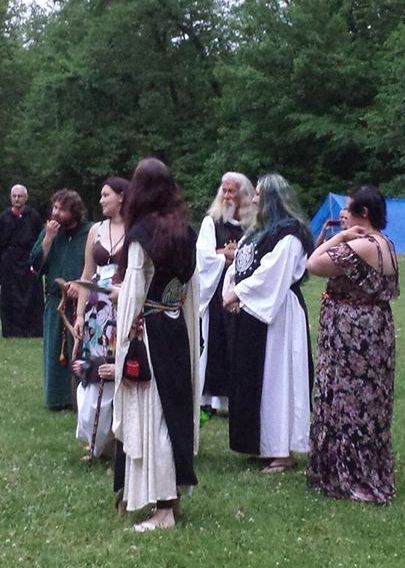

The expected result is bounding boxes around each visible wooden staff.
[88,320,114,462]
[88,377,105,462]
[55,277,80,411]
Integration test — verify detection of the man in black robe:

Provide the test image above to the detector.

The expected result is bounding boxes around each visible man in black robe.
[196,172,254,415]
[0,184,44,337]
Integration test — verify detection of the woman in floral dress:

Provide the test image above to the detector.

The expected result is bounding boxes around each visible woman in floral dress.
[73,177,128,459]
[307,185,399,503]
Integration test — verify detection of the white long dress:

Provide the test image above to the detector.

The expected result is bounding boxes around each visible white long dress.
[113,242,200,511]
[197,215,240,411]
[224,234,310,457]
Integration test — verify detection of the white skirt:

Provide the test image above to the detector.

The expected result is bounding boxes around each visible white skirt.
[76,382,114,457]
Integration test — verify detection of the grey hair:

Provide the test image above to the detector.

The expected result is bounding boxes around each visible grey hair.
[207,171,255,229]
[10,184,28,195]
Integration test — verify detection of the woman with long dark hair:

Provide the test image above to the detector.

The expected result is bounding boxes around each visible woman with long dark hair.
[307,185,399,503]
[113,158,199,532]
[223,174,313,473]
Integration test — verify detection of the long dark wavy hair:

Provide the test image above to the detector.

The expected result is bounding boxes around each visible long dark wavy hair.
[119,157,190,278]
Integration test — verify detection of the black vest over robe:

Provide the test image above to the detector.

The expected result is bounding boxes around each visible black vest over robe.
[203,219,243,398]
[229,221,314,454]
[128,219,198,486]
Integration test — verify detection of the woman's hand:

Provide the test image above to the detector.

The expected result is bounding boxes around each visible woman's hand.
[73,315,84,340]
[98,363,115,381]
[339,225,367,242]
[223,290,240,313]
[132,315,144,340]
[66,281,80,299]
[72,359,84,376]
[108,285,121,304]
[227,301,240,314]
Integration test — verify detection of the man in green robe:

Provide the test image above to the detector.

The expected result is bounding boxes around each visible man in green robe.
[31,189,92,410]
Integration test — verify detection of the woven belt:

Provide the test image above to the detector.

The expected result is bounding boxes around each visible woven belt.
[143,298,184,316]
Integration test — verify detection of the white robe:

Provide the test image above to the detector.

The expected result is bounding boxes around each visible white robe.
[113,242,200,511]
[224,234,310,457]
[197,215,239,411]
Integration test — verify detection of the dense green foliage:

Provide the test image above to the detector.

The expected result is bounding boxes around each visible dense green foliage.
[1,260,405,567]
[0,0,404,218]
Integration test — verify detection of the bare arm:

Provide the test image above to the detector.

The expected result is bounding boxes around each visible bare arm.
[314,220,333,248]
[74,224,99,338]
[307,225,367,277]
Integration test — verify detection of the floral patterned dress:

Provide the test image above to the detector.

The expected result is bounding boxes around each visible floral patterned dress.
[75,235,119,457]
[307,237,399,503]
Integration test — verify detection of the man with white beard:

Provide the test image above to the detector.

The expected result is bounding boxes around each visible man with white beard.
[197,172,254,416]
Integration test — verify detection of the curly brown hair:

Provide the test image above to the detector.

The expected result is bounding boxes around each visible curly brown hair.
[51,189,86,225]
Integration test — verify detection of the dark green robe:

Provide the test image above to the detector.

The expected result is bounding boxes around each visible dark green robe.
[30,222,92,409]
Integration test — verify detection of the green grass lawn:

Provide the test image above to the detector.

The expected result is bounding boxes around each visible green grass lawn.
[1,259,404,567]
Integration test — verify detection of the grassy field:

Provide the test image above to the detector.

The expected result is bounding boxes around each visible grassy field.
[1,259,404,567]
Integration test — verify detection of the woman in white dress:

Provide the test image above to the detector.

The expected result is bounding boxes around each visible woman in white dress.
[73,177,128,460]
[113,158,199,532]
[223,174,314,473]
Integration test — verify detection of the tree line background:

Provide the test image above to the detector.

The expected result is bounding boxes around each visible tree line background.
[1,0,404,221]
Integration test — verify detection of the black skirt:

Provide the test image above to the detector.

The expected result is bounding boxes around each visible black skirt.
[146,311,197,487]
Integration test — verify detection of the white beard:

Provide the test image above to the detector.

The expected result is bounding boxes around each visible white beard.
[222,201,237,223]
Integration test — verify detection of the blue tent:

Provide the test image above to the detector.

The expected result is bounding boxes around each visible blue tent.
[310,193,405,253]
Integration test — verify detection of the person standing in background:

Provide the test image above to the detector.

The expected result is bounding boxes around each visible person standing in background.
[0,184,44,337]
[315,207,349,247]
[31,189,91,410]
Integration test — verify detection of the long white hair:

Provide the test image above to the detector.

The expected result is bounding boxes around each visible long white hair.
[207,172,254,229]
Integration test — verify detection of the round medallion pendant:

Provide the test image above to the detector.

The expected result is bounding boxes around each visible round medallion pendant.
[236,243,255,274]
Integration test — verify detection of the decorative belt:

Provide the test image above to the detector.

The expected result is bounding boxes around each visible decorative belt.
[143,298,184,316]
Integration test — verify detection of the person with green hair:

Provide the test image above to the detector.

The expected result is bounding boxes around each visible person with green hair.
[223,173,314,473]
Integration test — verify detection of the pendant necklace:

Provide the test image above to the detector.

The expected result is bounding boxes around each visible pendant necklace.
[108,219,124,264]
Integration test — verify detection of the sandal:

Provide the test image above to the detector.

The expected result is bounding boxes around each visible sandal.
[262,458,297,474]
[133,520,160,533]
[132,508,175,533]
[132,517,175,533]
